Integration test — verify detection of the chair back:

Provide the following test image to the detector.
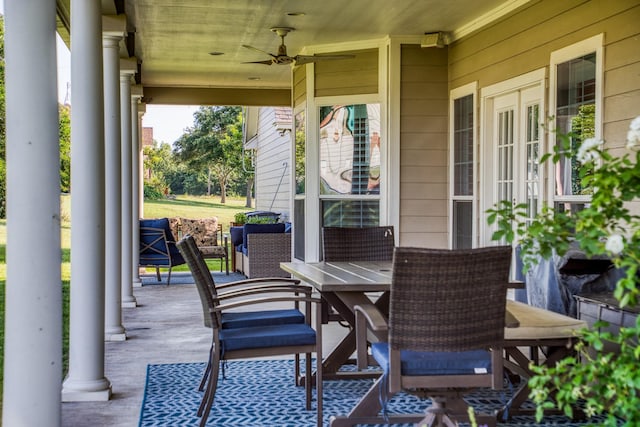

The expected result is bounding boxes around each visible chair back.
[139,218,185,267]
[176,235,222,329]
[389,246,511,352]
[322,226,395,261]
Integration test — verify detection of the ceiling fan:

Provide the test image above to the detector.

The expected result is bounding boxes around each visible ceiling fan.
[242,27,355,66]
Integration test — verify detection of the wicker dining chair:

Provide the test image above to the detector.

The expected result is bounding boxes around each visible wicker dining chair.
[321,226,395,323]
[177,235,324,427]
[322,226,395,262]
[330,245,512,427]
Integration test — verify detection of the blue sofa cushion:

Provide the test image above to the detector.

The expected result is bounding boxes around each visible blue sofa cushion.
[371,342,492,376]
[242,223,286,252]
[221,309,304,329]
[230,226,244,248]
[219,323,316,352]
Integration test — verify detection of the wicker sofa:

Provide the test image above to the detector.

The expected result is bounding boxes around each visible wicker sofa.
[231,223,292,278]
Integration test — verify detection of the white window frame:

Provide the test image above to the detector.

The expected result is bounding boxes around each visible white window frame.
[449,82,478,249]
[479,68,547,245]
[548,34,604,209]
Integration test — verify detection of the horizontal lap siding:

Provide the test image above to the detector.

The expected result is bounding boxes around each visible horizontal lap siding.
[448,0,640,230]
[255,108,291,218]
[399,44,448,248]
[293,66,306,108]
[314,49,378,97]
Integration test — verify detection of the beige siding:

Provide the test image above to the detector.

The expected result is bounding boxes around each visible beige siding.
[293,66,306,108]
[314,49,378,97]
[449,0,640,141]
[255,108,292,220]
[398,44,449,248]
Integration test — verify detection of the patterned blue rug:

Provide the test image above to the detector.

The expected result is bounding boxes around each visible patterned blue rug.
[139,359,607,426]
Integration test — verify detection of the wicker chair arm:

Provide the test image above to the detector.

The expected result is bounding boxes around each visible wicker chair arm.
[211,295,322,313]
[217,285,312,301]
[354,303,388,370]
[215,277,301,291]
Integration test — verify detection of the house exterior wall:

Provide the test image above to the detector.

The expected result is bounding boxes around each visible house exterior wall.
[398,44,449,247]
[293,66,306,109]
[443,0,640,230]
[449,0,640,145]
[314,49,378,97]
[254,107,292,221]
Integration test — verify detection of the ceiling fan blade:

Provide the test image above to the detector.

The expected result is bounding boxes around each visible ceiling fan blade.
[242,60,274,65]
[294,54,355,65]
[241,44,276,58]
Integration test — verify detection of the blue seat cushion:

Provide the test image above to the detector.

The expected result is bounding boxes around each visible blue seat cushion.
[220,323,316,352]
[371,342,492,376]
[221,309,305,329]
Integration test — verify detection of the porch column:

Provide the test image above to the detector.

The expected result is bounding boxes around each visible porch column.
[103,21,126,341]
[3,1,61,425]
[62,0,112,401]
[120,61,137,306]
[131,88,144,289]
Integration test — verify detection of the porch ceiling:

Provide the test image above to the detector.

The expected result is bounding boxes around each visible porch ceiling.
[56,0,530,105]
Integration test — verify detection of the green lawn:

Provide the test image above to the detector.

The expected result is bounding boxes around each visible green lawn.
[0,194,252,406]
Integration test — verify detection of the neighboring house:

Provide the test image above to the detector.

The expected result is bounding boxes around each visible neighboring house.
[244,106,293,222]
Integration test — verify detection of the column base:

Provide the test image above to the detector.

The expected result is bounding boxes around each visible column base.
[105,332,127,341]
[132,278,143,288]
[122,293,138,307]
[61,378,112,402]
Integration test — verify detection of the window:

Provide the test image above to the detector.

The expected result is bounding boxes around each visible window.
[294,110,306,260]
[550,35,603,213]
[319,103,381,227]
[450,86,476,249]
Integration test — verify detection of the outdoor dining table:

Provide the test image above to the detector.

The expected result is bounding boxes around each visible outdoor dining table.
[280,260,585,417]
[280,260,393,380]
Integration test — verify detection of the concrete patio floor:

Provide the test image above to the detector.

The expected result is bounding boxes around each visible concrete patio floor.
[61,272,348,426]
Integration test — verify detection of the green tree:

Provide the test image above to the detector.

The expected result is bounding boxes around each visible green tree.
[173,106,247,203]
[59,104,71,192]
[0,15,6,218]
[143,141,175,199]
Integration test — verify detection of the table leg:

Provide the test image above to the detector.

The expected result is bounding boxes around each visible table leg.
[501,339,583,419]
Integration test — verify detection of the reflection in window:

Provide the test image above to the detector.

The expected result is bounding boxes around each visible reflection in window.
[294,111,305,195]
[555,53,596,210]
[319,104,380,195]
[321,200,380,227]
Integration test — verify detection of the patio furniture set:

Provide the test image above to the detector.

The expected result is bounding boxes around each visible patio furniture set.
[172,226,589,427]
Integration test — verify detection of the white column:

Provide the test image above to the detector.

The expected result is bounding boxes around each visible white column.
[103,34,126,341]
[131,89,144,290]
[3,2,61,425]
[62,0,112,401]
[138,103,147,220]
[120,62,137,306]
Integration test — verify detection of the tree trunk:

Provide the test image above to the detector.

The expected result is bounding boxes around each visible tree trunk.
[218,176,226,204]
[207,166,212,196]
[245,176,253,208]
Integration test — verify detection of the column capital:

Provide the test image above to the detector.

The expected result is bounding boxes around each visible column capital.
[131,84,144,99]
[120,58,137,78]
[102,15,126,39]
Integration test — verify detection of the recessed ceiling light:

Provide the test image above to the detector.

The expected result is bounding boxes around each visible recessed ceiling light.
[208,51,224,56]
[248,76,261,81]
[286,12,305,17]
